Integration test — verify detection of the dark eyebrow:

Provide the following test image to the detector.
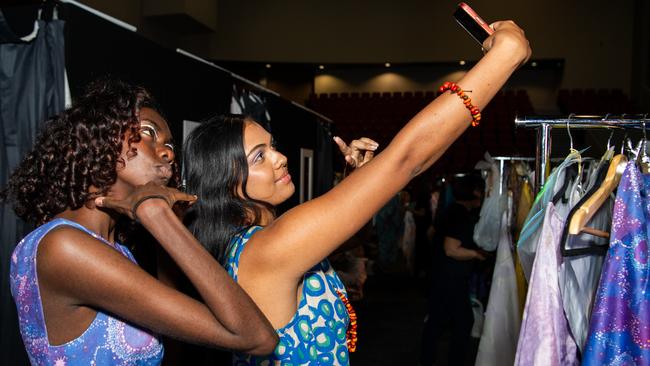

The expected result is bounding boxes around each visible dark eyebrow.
[246,143,267,158]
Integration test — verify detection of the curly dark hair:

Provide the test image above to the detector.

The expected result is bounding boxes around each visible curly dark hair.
[0,78,175,225]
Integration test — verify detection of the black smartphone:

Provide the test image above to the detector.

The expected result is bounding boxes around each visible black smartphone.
[453,2,493,46]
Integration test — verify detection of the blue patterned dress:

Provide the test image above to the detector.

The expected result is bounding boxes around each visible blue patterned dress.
[10,218,164,365]
[225,226,351,366]
[583,162,650,365]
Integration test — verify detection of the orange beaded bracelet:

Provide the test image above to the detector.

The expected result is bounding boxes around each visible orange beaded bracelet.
[439,81,482,127]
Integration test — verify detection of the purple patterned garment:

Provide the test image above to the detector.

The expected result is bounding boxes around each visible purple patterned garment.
[514,202,579,366]
[10,218,164,365]
[583,162,650,365]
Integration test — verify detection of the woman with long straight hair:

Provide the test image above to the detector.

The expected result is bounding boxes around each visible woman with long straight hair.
[184,20,531,365]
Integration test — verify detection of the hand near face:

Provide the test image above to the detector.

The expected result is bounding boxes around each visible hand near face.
[334,136,379,169]
[95,181,197,222]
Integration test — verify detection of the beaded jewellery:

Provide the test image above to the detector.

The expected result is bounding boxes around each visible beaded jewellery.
[336,290,358,352]
[439,81,482,127]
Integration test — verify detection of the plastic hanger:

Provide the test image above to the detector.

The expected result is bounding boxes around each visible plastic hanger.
[637,117,650,174]
[551,164,578,204]
[567,154,627,237]
[552,117,583,204]
[560,160,611,257]
[566,115,583,177]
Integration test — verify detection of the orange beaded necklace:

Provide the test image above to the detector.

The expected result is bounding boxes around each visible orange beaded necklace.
[335,289,358,352]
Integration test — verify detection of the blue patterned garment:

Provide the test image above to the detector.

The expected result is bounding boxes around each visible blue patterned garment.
[225,226,351,366]
[583,162,650,365]
[10,218,164,365]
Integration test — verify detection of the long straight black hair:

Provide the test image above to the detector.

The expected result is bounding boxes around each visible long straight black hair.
[183,115,273,263]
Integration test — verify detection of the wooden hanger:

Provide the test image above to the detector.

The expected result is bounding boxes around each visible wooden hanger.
[568,154,627,237]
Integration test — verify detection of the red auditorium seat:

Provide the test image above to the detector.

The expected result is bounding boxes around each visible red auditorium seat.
[309,89,539,168]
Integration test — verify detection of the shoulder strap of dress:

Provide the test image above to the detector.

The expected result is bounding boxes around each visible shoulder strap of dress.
[225,226,263,278]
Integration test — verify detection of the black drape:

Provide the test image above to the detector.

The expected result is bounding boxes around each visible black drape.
[0,10,66,365]
[314,119,334,198]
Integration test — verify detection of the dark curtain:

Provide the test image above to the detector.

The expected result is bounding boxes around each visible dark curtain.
[314,119,334,198]
[266,96,317,211]
[0,10,66,365]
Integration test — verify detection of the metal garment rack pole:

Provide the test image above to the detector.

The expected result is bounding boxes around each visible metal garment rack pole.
[515,115,650,194]
[492,156,535,195]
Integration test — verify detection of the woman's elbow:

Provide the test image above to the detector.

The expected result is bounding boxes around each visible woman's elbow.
[443,247,454,258]
[205,325,278,356]
[245,330,279,356]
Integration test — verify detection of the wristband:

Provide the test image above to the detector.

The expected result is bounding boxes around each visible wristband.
[131,195,170,223]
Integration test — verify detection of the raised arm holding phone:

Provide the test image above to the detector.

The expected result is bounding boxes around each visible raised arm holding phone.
[183,13,531,365]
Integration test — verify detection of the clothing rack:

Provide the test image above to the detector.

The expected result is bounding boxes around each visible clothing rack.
[492,157,535,195]
[515,115,650,193]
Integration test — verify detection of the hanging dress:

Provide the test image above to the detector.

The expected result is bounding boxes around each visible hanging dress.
[515,179,534,313]
[475,201,521,366]
[583,162,650,365]
[474,153,507,251]
[517,151,582,281]
[515,202,579,366]
[558,161,612,353]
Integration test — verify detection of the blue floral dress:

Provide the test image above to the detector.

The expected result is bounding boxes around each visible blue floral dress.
[9,218,164,365]
[225,226,351,366]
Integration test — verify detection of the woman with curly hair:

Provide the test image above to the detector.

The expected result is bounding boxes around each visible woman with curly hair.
[1,79,278,365]
[183,21,531,365]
